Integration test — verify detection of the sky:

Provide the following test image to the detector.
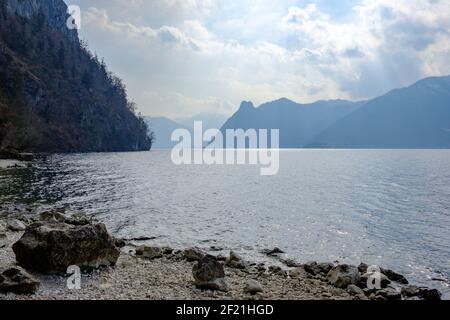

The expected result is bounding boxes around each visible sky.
[66,0,450,119]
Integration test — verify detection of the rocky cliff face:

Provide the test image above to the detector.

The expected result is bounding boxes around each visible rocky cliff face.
[6,0,78,42]
[0,0,152,153]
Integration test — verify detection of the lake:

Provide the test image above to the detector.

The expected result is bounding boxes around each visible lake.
[1,150,449,297]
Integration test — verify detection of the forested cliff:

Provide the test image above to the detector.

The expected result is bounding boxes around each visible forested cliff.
[0,0,152,153]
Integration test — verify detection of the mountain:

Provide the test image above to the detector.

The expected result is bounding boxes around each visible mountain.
[308,76,450,148]
[0,0,152,153]
[144,117,187,149]
[220,98,363,148]
[175,113,228,132]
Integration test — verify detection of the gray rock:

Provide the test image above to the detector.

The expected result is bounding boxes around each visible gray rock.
[229,250,241,262]
[39,211,91,226]
[244,279,263,294]
[304,262,334,276]
[261,247,285,256]
[327,264,361,288]
[184,248,205,262]
[7,218,26,232]
[358,263,368,274]
[0,267,40,294]
[136,246,163,260]
[376,288,402,300]
[401,285,441,300]
[347,284,365,296]
[381,268,408,284]
[280,258,301,268]
[193,255,228,291]
[12,221,120,273]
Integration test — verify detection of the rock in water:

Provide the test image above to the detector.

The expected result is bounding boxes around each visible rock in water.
[193,255,228,291]
[327,264,361,288]
[12,221,120,273]
[244,279,263,294]
[0,267,40,294]
[381,268,409,284]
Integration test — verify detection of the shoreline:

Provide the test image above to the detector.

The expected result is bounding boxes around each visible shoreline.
[0,207,444,300]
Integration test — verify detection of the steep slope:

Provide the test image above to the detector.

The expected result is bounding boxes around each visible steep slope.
[220,98,363,148]
[308,76,450,148]
[0,0,152,153]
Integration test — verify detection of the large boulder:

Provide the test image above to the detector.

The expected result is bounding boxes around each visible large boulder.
[192,255,228,291]
[0,267,40,294]
[327,264,361,288]
[12,221,120,273]
[381,268,408,284]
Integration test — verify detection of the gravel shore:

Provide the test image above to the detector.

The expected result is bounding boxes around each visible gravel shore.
[0,228,352,300]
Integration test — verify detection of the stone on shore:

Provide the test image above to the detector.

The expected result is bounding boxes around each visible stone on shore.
[193,255,228,291]
[7,218,27,232]
[327,264,361,288]
[401,285,442,300]
[135,246,163,260]
[0,267,40,294]
[12,221,120,273]
[244,279,263,294]
[184,248,205,262]
[376,288,402,300]
[304,262,334,276]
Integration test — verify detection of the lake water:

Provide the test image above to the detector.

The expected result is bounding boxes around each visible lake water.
[1,150,449,297]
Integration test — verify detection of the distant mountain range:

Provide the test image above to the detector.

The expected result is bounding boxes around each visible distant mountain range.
[220,99,363,148]
[308,76,450,148]
[144,117,186,149]
[145,114,227,149]
[218,75,450,149]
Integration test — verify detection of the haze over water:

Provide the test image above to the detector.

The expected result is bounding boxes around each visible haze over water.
[1,150,449,297]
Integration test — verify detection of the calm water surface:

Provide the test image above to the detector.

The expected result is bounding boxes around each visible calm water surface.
[1,150,449,297]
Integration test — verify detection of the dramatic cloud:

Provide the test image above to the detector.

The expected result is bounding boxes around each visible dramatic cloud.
[66,0,450,118]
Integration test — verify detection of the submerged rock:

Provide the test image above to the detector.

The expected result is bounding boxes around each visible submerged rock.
[193,255,228,291]
[0,267,40,294]
[327,264,361,288]
[261,247,285,256]
[12,221,120,273]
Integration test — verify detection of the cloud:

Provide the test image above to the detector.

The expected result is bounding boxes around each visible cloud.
[68,0,450,117]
